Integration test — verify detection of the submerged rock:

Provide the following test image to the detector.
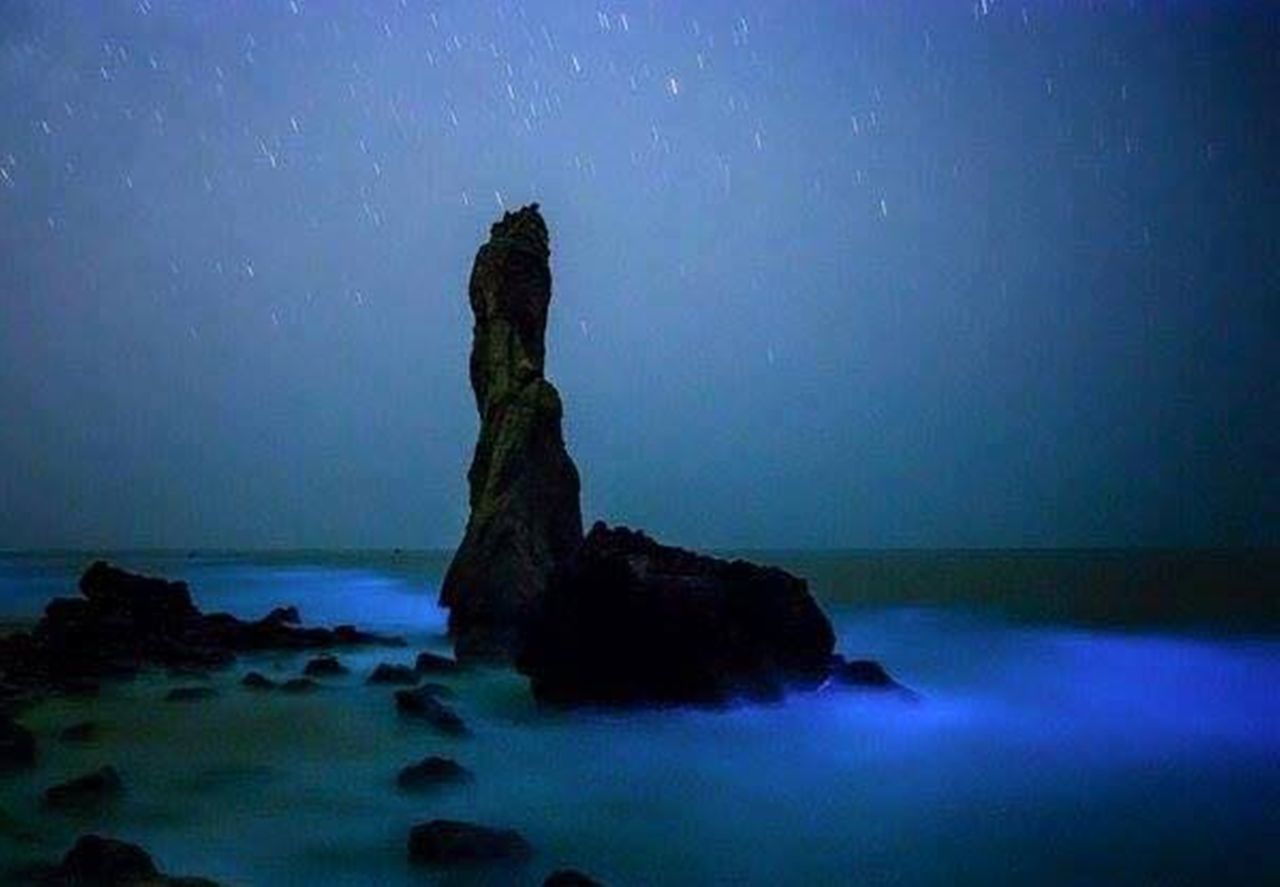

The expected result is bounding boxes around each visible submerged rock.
[164,686,217,703]
[302,655,348,678]
[368,663,419,685]
[394,687,469,735]
[0,562,399,704]
[35,833,220,886]
[407,819,532,866]
[58,721,98,744]
[279,678,319,694]
[439,204,584,661]
[830,656,918,699]
[544,870,604,887]
[518,523,836,705]
[43,766,123,811]
[240,671,276,690]
[396,755,473,791]
[0,716,36,771]
[413,650,461,675]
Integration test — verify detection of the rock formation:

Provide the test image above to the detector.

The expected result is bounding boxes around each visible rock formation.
[439,204,584,660]
[0,561,399,708]
[518,522,836,705]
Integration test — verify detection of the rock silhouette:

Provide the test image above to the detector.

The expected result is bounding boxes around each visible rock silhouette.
[440,204,584,661]
[518,522,836,705]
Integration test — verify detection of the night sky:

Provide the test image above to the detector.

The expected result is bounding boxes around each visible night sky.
[1,1,1275,550]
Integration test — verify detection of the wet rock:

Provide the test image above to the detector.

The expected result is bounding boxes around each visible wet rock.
[240,671,276,690]
[164,686,218,703]
[38,833,221,886]
[396,755,473,791]
[367,663,419,685]
[43,766,123,811]
[440,204,584,662]
[830,656,918,699]
[302,655,348,678]
[394,688,469,735]
[57,721,98,744]
[407,819,532,866]
[279,678,319,694]
[0,716,36,771]
[0,562,399,707]
[544,870,603,887]
[517,523,836,706]
[414,651,461,675]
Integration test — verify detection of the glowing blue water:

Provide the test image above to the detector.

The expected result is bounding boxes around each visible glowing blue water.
[1,555,1276,885]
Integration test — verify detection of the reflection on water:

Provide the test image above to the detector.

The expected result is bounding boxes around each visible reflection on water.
[1,555,1277,885]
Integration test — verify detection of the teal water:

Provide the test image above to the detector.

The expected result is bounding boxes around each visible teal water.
[1,552,1277,885]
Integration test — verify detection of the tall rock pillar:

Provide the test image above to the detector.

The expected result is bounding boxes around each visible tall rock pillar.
[439,204,584,660]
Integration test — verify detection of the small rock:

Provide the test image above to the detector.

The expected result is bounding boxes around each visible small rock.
[241,671,276,690]
[394,688,469,735]
[407,819,532,866]
[302,655,348,678]
[58,721,98,744]
[414,650,461,674]
[830,657,918,699]
[280,677,319,694]
[43,766,124,811]
[0,716,36,771]
[165,686,218,702]
[367,663,420,685]
[165,666,211,681]
[396,756,473,791]
[545,870,604,887]
[264,605,300,624]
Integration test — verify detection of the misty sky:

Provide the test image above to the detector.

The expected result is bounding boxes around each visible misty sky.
[1,1,1275,549]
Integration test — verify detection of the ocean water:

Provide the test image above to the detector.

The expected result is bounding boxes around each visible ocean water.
[0,551,1276,885]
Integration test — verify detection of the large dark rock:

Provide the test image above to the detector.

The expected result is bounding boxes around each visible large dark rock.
[43,766,124,811]
[830,656,918,700]
[407,820,533,866]
[413,650,461,675]
[439,204,584,661]
[396,755,473,791]
[35,833,220,886]
[0,562,399,703]
[302,655,348,678]
[518,523,836,705]
[544,870,604,887]
[0,715,36,771]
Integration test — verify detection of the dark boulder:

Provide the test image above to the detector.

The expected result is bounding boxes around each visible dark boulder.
[394,688,469,735]
[302,655,348,678]
[439,204,584,662]
[164,686,217,703]
[0,716,36,771]
[545,870,604,887]
[367,663,419,685]
[396,755,473,790]
[38,833,220,886]
[240,671,276,690]
[414,651,461,674]
[407,819,532,866]
[517,523,836,705]
[43,766,124,811]
[263,606,300,625]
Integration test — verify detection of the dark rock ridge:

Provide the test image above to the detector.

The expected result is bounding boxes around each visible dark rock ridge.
[0,561,399,704]
[439,204,584,661]
[28,834,219,886]
[408,819,533,866]
[518,523,836,705]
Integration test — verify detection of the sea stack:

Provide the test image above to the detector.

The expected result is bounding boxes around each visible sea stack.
[439,204,584,660]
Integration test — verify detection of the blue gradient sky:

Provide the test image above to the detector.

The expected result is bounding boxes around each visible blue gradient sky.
[1,1,1275,549]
